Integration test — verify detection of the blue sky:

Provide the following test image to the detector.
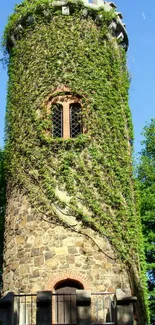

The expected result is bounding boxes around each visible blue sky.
[0,0,155,157]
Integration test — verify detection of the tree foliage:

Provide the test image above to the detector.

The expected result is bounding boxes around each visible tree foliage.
[137,119,155,324]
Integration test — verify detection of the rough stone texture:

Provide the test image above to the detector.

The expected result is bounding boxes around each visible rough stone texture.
[3,192,131,295]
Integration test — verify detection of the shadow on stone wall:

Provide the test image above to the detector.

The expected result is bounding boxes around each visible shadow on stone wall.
[0,150,6,290]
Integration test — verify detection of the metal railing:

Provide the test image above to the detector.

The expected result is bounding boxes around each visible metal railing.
[13,291,115,325]
[14,293,37,325]
[91,292,115,325]
[53,293,76,325]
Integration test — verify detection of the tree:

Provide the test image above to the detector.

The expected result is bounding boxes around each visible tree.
[137,119,155,324]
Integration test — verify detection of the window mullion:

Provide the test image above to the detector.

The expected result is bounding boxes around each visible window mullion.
[63,103,70,139]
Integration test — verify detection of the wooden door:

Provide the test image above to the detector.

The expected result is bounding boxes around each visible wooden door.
[55,286,76,324]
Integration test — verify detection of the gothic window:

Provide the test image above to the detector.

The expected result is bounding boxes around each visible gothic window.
[51,97,82,139]
[52,103,63,138]
[70,103,82,138]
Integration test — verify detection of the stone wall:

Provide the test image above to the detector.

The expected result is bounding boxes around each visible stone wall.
[3,191,131,295]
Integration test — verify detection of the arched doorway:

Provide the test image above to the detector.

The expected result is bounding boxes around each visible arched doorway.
[54,279,84,324]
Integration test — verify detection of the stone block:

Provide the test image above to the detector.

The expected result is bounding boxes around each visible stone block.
[15,229,22,235]
[10,263,19,271]
[75,241,83,247]
[46,258,57,268]
[75,263,82,267]
[31,283,41,293]
[82,264,91,269]
[31,248,40,257]
[34,256,44,266]
[20,256,29,264]
[19,216,27,227]
[68,246,78,254]
[34,237,43,246]
[45,251,53,260]
[107,286,115,293]
[55,247,67,255]
[19,264,29,274]
[93,264,101,269]
[17,250,24,258]
[27,215,34,222]
[41,246,50,252]
[16,236,25,245]
[43,235,52,245]
[59,263,69,269]
[32,269,40,277]
[105,263,112,270]
[112,267,121,274]
[66,255,75,264]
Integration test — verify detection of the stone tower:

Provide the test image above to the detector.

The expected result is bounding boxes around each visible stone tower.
[3,0,147,323]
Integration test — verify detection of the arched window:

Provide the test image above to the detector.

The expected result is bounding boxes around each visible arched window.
[52,103,63,138]
[70,103,82,138]
[50,96,82,139]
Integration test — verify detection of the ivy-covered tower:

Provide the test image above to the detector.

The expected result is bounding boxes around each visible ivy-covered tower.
[3,0,147,323]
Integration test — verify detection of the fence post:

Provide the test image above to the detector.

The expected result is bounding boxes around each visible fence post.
[115,289,137,325]
[0,292,14,325]
[76,290,91,325]
[36,291,52,325]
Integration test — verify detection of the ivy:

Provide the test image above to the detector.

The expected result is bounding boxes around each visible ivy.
[2,0,148,322]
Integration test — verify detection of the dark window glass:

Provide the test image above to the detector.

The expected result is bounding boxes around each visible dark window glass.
[70,103,82,138]
[52,103,63,138]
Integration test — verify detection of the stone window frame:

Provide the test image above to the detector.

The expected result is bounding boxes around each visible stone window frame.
[46,92,83,140]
